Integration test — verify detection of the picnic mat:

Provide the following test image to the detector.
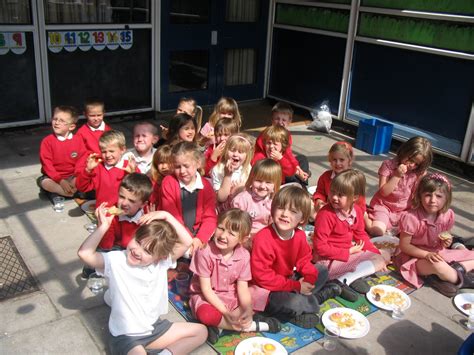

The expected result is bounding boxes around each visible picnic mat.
[167,261,416,354]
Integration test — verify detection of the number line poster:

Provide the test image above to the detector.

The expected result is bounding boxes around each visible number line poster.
[0,32,27,55]
[47,30,133,52]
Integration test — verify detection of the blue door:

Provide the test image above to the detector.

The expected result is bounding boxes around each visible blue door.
[160,0,269,110]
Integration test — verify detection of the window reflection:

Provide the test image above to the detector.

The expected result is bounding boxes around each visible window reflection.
[0,0,31,24]
[169,50,209,92]
[225,48,256,86]
[170,0,209,24]
[226,0,259,23]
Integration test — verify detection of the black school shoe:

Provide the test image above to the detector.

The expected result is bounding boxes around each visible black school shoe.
[349,278,371,294]
[333,280,360,302]
[288,313,320,329]
[315,282,342,304]
[81,266,95,279]
[253,314,282,333]
[206,326,221,344]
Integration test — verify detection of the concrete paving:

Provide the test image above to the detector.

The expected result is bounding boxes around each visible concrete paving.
[0,101,473,354]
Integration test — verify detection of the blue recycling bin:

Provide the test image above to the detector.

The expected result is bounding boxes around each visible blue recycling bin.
[355,118,393,155]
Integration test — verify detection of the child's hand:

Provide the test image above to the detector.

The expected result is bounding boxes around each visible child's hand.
[438,233,453,248]
[190,238,203,255]
[139,210,170,225]
[86,153,101,173]
[146,202,157,213]
[211,141,226,161]
[395,164,408,178]
[59,179,76,195]
[224,159,239,176]
[296,166,309,181]
[238,307,253,330]
[95,202,114,228]
[223,311,241,331]
[425,252,444,263]
[299,279,314,295]
[124,156,137,173]
[350,240,365,254]
[159,125,169,139]
[269,149,283,161]
[315,199,325,213]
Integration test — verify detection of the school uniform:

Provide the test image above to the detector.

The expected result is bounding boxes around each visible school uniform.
[76,122,111,154]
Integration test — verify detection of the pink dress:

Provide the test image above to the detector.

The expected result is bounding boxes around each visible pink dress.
[394,207,474,288]
[189,241,267,315]
[369,158,420,230]
[232,190,272,236]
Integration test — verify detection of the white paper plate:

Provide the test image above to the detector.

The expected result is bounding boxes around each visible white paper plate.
[453,293,474,316]
[80,200,96,214]
[322,307,370,339]
[234,336,287,355]
[366,285,411,311]
[371,235,399,254]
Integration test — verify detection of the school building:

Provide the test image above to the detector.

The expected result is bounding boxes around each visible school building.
[1,1,473,163]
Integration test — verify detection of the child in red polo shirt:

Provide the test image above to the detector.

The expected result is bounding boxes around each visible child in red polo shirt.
[76,98,111,155]
[251,185,341,328]
[39,106,85,198]
[76,130,132,208]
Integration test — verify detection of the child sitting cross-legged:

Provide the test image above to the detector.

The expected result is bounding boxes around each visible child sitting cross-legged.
[189,209,281,344]
[251,185,341,329]
[313,170,390,302]
[78,207,207,355]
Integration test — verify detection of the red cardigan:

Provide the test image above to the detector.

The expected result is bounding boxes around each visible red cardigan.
[251,226,317,293]
[40,134,85,183]
[76,123,111,155]
[313,204,379,262]
[313,170,367,213]
[252,132,297,181]
[100,216,140,249]
[160,175,217,244]
[76,163,128,207]
[203,145,219,177]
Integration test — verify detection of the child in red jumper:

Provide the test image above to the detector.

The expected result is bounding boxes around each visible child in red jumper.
[253,102,310,185]
[39,106,85,198]
[76,98,111,155]
[251,185,341,328]
[76,130,133,208]
[313,170,390,302]
[251,125,296,184]
[160,141,217,256]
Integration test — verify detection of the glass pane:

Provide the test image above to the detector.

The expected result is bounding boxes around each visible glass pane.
[224,48,256,86]
[170,0,209,24]
[0,0,31,24]
[226,0,259,22]
[44,0,150,24]
[361,0,474,16]
[169,50,208,92]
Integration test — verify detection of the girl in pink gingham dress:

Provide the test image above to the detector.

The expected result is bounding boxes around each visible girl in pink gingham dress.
[366,136,433,237]
[395,173,474,294]
[189,209,280,343]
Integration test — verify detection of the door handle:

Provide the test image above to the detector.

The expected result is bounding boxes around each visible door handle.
[211,31,217,45]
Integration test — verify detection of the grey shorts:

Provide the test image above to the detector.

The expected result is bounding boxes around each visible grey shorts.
[109,318,173,355]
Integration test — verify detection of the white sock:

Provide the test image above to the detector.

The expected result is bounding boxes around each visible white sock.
[160,350,172,355]
[337,261,376,285]
[244,321,269,332]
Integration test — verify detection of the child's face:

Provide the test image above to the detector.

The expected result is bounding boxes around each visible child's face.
[178,121,196,142]
[214,224,241,255]
[330,151,352,174]
[157,162,171,176]
[215,131,231,145]
[219,111,234,119]
[272,112,292,128]
[329,191,351,212]
[126,238,156,267]
[421,188,447,215]
[133,125,158,155]
[118,187,145,217]
[173,152,199,186]
[177,102,195,117]
[226,148,246,170]
[273,204,304,237]
[100,142,126,166]
[264,139,282,156]
[401,154,424,171]
[251,179,274,199]
[52,111,75,137]
[85,105,104,129]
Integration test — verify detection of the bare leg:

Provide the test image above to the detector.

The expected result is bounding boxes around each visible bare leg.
[40,178,76,197]
[416,259,458,283]
[145,322,207,355]
[460,260,474,272]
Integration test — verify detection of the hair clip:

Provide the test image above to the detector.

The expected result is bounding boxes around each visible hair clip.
[427,173,451,191]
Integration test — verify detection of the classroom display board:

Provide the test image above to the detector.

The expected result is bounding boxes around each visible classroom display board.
[0,32,39,123]
[268,28,346,115]
[348,42,474,154]
[47,28,151,113]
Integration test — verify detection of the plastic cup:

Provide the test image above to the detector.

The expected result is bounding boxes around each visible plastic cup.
[84,223,97,233]
[87,273,105,294]
[175,272,190,296]
[52,196,65,212]
[323,326,340,351]
[391,304,405,320]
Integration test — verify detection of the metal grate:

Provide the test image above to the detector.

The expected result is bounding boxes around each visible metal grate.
[0,236,39,301]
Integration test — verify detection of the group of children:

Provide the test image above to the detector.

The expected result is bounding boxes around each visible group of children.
[38,97,474,355]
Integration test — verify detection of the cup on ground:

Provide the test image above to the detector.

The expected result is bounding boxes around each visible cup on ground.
[87,272,106,294]
[175,272,190,296]
[323,326,340,351]
[52,196,65,212]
